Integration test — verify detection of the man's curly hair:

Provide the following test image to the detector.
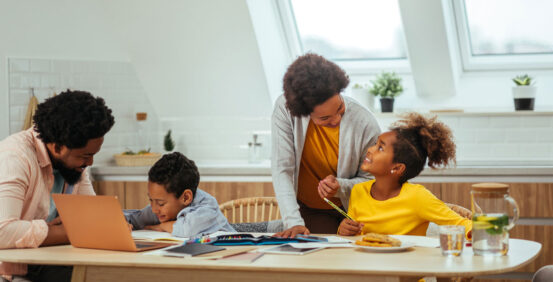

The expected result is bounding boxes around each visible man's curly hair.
[391,113,456,184]
[283,53,349,117]
[148,152,199,198]
[33,90,115,149]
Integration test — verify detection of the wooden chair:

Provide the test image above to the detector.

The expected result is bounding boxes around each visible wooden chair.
[219,197,281,224]
[445,203,472,219]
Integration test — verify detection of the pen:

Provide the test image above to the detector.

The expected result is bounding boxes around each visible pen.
[323,197,354,220]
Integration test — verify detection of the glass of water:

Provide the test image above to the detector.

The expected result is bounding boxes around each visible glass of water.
[439,225,465,257]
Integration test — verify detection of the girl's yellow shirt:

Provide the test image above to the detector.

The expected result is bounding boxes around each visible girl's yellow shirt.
[347,180,472,237]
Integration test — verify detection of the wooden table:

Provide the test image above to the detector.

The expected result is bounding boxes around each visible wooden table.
[0,238,541,282]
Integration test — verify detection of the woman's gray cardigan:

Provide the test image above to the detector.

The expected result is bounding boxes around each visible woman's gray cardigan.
[271,95,381,229]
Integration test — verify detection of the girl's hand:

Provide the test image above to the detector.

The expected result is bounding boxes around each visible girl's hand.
[338,219,364,236]
[318,175,340,198]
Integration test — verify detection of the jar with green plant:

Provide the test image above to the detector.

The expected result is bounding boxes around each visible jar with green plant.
[512,74,536,111]
[369,71,403,112]
[164,130,175,152]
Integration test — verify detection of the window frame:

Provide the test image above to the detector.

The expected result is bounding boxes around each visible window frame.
[452,0,553,72]
[275,0,411,75]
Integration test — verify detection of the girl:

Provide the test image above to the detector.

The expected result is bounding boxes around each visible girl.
[338,113,472,238]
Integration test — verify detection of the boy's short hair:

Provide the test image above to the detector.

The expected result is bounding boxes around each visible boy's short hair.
[148,152,199,198]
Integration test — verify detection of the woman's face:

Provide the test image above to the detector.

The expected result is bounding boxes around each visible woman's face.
[361,131,397,175]
[309,94,345,128]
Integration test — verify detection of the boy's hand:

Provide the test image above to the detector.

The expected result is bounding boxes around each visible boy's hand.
[338,219,364,236]
[47,216,62,226]
[318,175,340,199]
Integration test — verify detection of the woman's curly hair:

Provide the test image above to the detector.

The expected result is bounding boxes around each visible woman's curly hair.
[33,90,114,149]
[283,53,349,116]
[390,113,456,184]
[148,152,199,198]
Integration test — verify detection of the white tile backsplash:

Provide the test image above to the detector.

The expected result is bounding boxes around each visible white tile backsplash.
[7,58,553,166]
[8,57,159,165]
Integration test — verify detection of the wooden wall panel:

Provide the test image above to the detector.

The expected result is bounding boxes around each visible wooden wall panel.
[510,183,553,217]
[95,181,125,209]
[441,183,474,211]
[125,182,150,210]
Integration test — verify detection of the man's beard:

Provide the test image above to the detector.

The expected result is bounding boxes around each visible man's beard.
[51,158,83,185]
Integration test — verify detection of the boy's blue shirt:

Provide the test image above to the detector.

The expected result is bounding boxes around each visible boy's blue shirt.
[123,189,235,238]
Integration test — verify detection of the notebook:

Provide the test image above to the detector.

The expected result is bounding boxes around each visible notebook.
[163,243,225,257]
[53,194,174,252]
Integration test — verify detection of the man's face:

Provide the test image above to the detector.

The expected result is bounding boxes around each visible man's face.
[50,137,104,185]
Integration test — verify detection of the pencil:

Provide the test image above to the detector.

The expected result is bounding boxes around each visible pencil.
[323,197,353,220]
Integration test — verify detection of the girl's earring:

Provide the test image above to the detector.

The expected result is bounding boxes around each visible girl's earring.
[390,170,395,174]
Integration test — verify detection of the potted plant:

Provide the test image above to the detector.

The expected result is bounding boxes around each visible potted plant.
[164,130,175,152]
[369,72,403,112]
[350,83,375,111]
[512,74,536,111]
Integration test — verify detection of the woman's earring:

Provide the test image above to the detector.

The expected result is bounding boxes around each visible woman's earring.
[390,170,395,174]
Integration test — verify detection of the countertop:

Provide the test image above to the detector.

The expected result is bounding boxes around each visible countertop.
[90,161,553,183]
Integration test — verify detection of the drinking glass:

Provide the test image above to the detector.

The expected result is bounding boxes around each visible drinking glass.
[439,225,465,257]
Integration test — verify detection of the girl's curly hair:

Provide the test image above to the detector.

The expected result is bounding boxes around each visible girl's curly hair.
[283,53,349,117]
[391,113,456,184]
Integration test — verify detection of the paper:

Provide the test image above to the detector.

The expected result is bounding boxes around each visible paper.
[287,242,353,248]
[390,235,440,248]
[132,230,187,242]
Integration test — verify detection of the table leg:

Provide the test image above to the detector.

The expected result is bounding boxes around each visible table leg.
[71,265,86,282]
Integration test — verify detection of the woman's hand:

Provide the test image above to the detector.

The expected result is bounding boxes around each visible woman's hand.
[318,175,340,199]
[274,225,310,238]
[338,219,364,236]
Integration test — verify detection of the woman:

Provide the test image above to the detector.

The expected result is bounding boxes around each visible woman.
[272,53,380,237]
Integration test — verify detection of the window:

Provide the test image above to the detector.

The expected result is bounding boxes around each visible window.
[454,0,553,70]
[278,0,409,72]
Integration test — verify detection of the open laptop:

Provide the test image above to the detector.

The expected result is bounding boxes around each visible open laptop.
[53,194,174,252]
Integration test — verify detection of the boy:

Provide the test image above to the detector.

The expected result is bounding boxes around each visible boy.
[124,152,235,237]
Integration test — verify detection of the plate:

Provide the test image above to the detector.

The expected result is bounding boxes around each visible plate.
[355,242,415,253]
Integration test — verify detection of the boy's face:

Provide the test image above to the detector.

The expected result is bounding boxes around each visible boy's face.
[147,182,193,222]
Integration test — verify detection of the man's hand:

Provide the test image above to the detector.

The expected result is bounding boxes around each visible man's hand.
[145,221,175,233]
[41,224,69,246]
[318,175,340,199]
[337,219,364,236]
[273,225,310,238]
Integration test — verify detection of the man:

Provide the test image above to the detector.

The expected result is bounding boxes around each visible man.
[0,90,115,281]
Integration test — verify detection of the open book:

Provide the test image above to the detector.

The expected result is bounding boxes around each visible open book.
[132,230,188,243]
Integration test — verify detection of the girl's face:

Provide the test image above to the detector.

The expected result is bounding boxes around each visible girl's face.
[309,94,345,128]
[361,131,397,175]
[147,182,192,222]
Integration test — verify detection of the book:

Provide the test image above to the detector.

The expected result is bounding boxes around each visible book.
[163,243,225,257]
[132,230,187,243]
[210,233,328,246]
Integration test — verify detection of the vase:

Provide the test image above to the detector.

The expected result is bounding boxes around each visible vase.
[380,98,394,113]
[512,86,536,111]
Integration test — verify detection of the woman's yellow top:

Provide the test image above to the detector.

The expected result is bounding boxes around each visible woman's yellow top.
[347,180,472,237]
[297,120,341,209]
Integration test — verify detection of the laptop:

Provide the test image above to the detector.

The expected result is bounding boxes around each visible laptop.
[53,194,174,252]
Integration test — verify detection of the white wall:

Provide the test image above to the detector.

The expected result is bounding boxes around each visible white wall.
[0,0,130,139]
[98,0,272,119]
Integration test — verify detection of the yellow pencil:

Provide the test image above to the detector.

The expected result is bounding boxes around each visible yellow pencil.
[323,197,353,220]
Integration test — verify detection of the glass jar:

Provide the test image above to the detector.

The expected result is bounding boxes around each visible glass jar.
[470,183,519,256]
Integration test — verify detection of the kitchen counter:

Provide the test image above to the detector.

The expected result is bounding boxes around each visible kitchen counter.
[90,161,553,182]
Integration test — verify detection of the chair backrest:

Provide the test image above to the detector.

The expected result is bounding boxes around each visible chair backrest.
[445,203,472,219]
[219,197,281,224]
